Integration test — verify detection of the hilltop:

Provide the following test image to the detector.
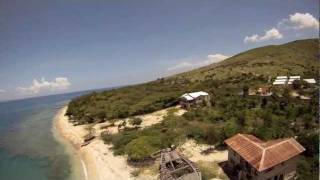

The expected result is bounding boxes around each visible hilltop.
[173,39,318,82]
[66,39,319,123]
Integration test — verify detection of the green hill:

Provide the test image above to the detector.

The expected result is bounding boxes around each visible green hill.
[173,38,318,81]
[67,39,319,123]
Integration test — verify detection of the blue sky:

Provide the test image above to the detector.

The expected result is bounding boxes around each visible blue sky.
[0,0,318,101]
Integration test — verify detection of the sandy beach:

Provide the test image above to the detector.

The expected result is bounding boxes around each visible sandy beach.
[54,106,137,180]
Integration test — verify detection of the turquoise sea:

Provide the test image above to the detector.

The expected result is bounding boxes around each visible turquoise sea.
[0,91,90,180]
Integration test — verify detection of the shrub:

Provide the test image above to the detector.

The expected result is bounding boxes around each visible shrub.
[125,136,159,161]
[101,131,113,143]
[129,117,143,126]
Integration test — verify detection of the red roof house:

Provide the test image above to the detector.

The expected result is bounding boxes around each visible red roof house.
[224,134,305,180]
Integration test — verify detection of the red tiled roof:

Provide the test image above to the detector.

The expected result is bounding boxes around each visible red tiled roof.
[225,134,305,172]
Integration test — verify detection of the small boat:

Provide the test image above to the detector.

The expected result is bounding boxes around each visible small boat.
[159,148,202,180]
[80,135,95,147]
[80,141,91,147]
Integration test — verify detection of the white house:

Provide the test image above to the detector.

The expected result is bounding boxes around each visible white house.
[273,76,316,85]
[303,79,316,84]
[180,91,210,109]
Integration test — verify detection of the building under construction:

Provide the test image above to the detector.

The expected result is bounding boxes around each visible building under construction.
[159,148,202,180]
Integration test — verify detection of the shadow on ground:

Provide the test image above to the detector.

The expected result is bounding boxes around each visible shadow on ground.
[218,161,237,180]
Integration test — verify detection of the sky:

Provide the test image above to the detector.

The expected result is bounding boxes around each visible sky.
[0,0,319,101]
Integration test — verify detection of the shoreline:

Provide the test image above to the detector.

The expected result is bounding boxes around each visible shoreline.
[52,106,89,180]
[53,106,136,180]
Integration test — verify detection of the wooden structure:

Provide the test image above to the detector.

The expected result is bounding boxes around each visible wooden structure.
[159,148,202,180]
[180,91,210,109]
[225,134,305,180]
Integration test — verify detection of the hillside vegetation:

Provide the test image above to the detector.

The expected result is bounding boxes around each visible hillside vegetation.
[67,39,319,179]
[67,39,319,123]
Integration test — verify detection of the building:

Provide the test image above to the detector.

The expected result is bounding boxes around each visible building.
[249,86,272,96]
[303,79,316,84]
[159,148,201,180]
[287,76,300,85]
[273,76,288,85]
[273,76,316,86]
[257,86,273,96]
[225,134,305,180]
[180,91,210,109]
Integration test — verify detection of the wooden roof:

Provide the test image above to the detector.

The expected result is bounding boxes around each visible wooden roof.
[225,134,305,172]
[160,149,201,180]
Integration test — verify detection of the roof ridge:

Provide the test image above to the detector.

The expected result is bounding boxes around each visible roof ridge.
[258,149,266,171]
[227,134,305,172]
[259,138,305,171]
[258,139,290,170]
[264,138,291,150]
[286,138,306,152]
[238,134,264,149]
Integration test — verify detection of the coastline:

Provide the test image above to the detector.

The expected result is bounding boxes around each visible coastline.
[53,106,139,180]
[52,106,89,180]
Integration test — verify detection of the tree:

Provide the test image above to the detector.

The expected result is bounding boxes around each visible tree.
[242,84,249,97]
[97,111,106,120]
[223,120,240,138]
[261,97,268,108]
[282,87,291,101]
[236,111,245,126]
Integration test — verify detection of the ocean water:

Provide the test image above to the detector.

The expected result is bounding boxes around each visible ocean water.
[0,91,90,180]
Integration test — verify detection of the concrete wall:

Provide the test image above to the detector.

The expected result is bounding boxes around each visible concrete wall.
[257,156,299,180]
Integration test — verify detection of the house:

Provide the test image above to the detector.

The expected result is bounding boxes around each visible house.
[224,134,305,180]
[303,79,316,84]
[287,76,300,85]
[257,86,272,96]
[273,76,288,85]
[273,76,316,86]
[249,86,272,96]
[180,91,210,109]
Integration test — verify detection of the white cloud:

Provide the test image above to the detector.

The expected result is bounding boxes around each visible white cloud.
[279,13,319,30]
[167,62,193,71]
[167,53,229,72]
[206,54,230,64]
[0,89,6,93]
[244,12,318,43]
[16,77,71,95]
[244,28,283,43]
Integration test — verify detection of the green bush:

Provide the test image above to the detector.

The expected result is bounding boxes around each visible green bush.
[129,117,143,126]
[125,136,159,161]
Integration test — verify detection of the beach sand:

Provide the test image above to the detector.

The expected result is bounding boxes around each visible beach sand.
[54,106,135,180]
